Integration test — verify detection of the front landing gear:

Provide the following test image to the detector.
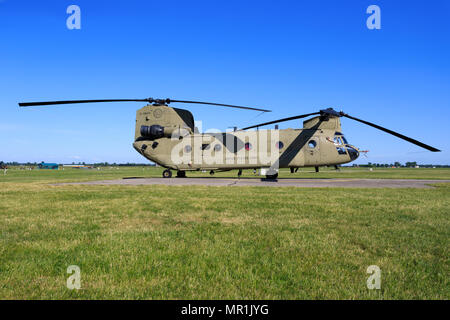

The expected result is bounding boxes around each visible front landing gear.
[162,169,172,178]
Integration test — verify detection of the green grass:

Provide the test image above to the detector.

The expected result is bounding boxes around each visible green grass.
[0,168,449,299]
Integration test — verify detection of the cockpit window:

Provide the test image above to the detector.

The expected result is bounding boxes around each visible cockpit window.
[334,136,343,145]
[334,135,348,145]
[336,145,347,155]
[334,135,347,155]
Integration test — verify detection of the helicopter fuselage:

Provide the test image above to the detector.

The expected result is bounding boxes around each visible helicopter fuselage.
[132,104,359,172]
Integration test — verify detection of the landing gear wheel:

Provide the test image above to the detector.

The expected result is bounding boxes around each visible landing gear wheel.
[266,173,278,179]
[176,171,186,178]
[162,169,172,178]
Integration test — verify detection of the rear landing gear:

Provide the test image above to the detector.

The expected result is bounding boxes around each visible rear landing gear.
[266,173,278,179]
[176,170,186,178]
[315,166,319,173]
[162,169,172,178]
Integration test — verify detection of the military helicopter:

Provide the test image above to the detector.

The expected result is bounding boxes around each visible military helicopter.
[19,98,440,179]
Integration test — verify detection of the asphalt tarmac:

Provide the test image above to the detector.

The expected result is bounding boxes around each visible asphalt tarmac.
[58,178,449,188]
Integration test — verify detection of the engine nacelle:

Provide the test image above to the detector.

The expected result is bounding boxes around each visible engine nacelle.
[140,125,182,140]
[140,125,164,139]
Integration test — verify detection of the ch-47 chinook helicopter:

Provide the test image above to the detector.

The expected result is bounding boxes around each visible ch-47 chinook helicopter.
[19,97,440,179]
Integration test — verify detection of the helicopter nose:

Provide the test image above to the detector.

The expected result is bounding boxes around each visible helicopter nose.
[347,146,359,160]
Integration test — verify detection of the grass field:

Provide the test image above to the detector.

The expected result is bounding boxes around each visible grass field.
[0,167,449,299]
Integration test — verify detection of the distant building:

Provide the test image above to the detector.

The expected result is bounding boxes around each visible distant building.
[38,162,59,170]
[62,164,93,169]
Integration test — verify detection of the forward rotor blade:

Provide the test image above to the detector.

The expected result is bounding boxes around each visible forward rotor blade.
[18,99,149,107]
[342,113,440,152]
[241,112,320,130]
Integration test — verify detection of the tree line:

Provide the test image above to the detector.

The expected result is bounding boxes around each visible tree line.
[0,161,156,167]
[1,161,449,168]
[354,162,450,168]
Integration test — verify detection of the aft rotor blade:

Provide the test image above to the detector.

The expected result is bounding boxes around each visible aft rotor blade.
[19,98,271,112]
[342,113,440,152]
[18,99,150,107]
[241,112,320,130]
[169,99,271,112]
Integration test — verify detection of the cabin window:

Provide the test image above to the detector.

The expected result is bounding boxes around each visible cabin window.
[201,144,210,150]
[184,145,192,153]
[214,144,222,151]
[245,142,252,151]
[276,141,284,149]
[308,140,317,148]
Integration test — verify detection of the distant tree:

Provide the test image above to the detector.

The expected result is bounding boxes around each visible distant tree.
[394,162,402,167]
[405,161,417,168]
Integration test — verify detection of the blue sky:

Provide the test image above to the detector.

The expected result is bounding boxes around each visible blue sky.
[0,0,449,164]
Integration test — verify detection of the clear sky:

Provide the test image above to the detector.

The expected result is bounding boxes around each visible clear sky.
[1,0,449,164]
